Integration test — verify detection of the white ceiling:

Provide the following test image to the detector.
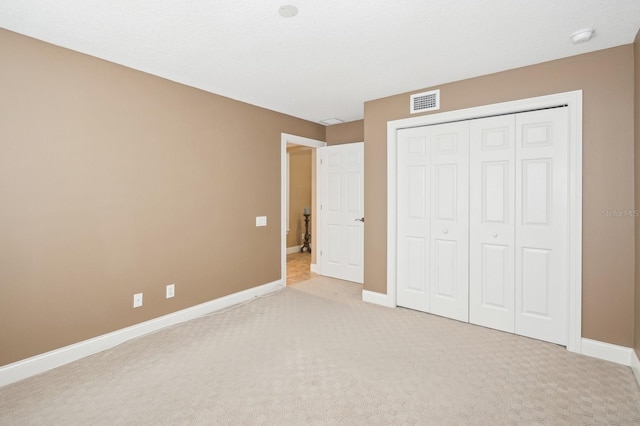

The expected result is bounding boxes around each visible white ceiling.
[1,1,639,125]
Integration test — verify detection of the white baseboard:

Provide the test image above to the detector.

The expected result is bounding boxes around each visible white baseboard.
[310,263,318,273]
[580,338,634,366]
[3,281,638,389]
[630,349,640,389]
[358,297,640,373]
[0,279,284,387]
[362,290,395,308]
[286,246,302,254]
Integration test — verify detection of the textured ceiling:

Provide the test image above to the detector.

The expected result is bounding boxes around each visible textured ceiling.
[1,1,639,124]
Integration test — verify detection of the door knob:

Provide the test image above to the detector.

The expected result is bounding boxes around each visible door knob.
[443,229,449,234]
[355,217,365,222]
[492,233,498,238]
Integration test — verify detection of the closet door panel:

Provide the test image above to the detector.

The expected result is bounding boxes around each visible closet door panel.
[429,122,470,322]
[480,243,510,307]
[515,108,569,346]
[469,115,515,332]
[397,128,430,312]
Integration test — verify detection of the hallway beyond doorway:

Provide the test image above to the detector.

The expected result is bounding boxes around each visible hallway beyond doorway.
[286,252,315,285]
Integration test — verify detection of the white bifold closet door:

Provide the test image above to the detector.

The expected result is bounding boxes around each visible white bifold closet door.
[514,108,569,345]
[397,121,469,322]
[469,115,516,333]
[469,108,568,345]
[398,107,569,346]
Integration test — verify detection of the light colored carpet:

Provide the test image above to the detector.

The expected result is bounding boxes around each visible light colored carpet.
[1,276,639,425]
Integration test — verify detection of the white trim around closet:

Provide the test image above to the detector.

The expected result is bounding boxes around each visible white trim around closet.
[383,90,583,354]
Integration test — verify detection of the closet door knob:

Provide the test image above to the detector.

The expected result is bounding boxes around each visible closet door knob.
[443,229,449,234]
[492,233,498,238]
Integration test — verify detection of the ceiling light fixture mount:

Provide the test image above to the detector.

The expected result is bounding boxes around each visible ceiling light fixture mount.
[570,28,595,44]
[279,5,298,18]
[319,118,344,126]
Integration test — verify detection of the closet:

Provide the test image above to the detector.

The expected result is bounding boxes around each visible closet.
[396,107,568,346]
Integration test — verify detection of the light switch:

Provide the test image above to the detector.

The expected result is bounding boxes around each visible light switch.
[256,216,267,227]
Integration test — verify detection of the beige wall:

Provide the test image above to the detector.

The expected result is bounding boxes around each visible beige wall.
[287,149,312,248]
[0,29,325,366]
[326,120,364,145]
[634,30,640,358]
[364,45,636,347]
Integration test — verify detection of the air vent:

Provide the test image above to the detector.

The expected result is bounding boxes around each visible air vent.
[410,89,440,114]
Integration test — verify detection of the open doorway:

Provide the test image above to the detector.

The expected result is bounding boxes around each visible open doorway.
[286,145,313,285]
[280,133,326,286]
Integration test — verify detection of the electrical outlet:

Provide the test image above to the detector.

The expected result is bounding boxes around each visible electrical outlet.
[166,284,175,299]
[133,293,143,308]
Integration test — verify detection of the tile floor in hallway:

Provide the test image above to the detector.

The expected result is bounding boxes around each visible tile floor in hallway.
[286,251,315,285]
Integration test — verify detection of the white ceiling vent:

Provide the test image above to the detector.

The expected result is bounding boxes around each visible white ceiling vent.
[410,89,440,114]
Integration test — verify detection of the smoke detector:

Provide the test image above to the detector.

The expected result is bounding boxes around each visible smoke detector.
[570,28,595,44]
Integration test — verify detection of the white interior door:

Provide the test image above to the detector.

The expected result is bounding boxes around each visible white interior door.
[318,142,364,283]
[397,122,469,321]
[469,115,516,332]
[515,108,568,345]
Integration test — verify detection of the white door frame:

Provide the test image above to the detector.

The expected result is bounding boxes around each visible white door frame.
[281,133,326,283]
[385,90,583,354]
